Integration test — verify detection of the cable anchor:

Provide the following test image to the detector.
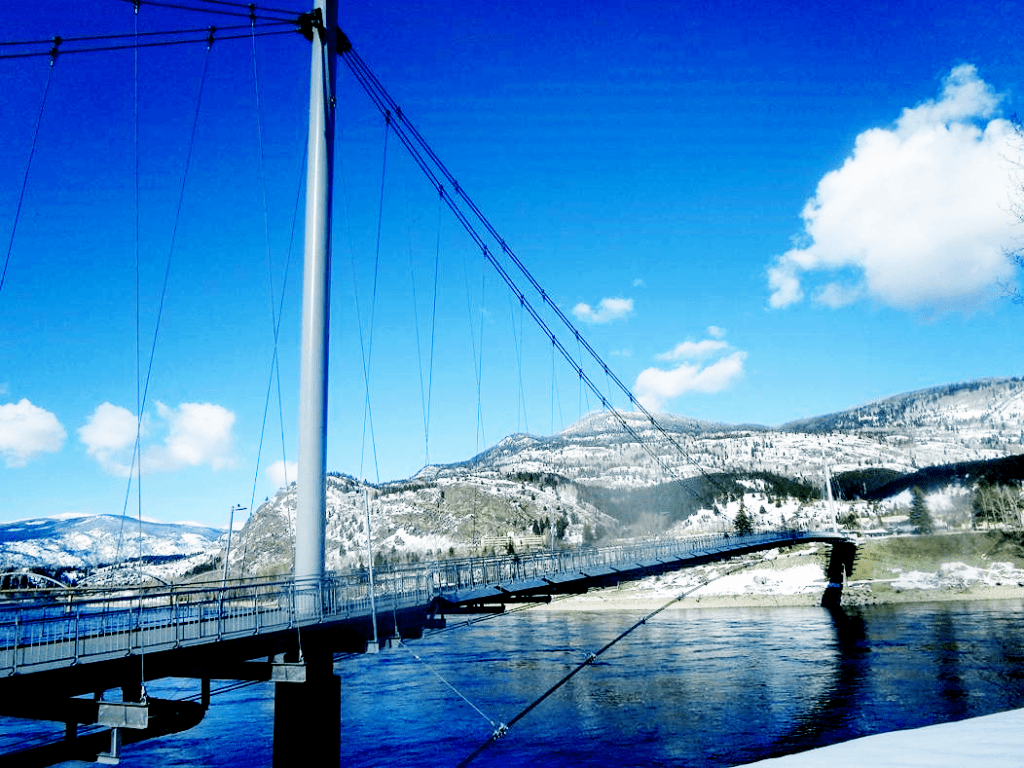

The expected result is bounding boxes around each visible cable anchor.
[337,27,352,53]
[297,8,323,42]
[48,36,61,66]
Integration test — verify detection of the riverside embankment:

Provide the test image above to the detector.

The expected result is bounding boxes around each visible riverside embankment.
[538,531,1024,612]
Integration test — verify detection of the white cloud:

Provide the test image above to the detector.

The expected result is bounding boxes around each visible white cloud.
[632,278,646,288]
[816,282,863,308]
[143,402,235,472]
[635,351,747,412]
[78,402,140,476]
[80,400,236,476]
[655,339,729,361]
[0,399,66,467]
[634,329,746,412]
[572,297,634,324]
[266,459,298,489]
[768,64,1023,313]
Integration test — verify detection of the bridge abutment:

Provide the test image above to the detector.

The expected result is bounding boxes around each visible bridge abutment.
[821,541,857,607]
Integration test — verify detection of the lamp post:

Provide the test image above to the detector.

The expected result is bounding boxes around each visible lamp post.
[222,504,247,588]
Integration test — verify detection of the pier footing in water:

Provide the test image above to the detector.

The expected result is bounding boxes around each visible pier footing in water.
[821,540,858,607]
[272,649,340,768]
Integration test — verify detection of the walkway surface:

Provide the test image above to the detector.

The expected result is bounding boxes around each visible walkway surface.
[740,708,1024,767]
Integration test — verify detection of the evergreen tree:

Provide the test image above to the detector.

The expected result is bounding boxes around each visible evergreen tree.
[734,499,754,536]
[839,511,859,530]
[909,487,934,534]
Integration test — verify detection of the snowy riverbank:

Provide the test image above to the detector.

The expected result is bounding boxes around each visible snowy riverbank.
[538,545,1024,612]
[737,708,1024,767]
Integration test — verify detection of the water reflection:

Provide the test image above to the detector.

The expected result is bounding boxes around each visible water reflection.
[764,599,1024,765]
[3,600,1024,767]
[766,604,870,758]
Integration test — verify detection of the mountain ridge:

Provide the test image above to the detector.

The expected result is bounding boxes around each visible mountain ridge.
[4,377,1023,581]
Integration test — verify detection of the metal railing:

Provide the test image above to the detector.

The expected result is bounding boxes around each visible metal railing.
[420,530,838,593]
[0,530,844,677]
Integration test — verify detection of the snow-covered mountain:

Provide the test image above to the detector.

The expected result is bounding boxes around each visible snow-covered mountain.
[0,514,224,579]
[6,377,1023,581]
[219,377,1024,577]
[464,377,1024,485]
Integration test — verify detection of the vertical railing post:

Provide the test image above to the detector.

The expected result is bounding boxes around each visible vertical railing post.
[173,586,180,647]
[13,612,20,674]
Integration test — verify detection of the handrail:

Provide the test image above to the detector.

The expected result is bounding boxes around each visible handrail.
[0,530,848,677]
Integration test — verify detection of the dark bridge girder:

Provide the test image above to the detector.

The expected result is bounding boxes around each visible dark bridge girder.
[0,697,206,767]
[434,534,858,614]
[0,612,427,768]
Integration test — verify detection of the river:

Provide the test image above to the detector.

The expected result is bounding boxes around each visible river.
[8,598,1024,766]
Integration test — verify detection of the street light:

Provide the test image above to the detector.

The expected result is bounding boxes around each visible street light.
[222,504,247,587]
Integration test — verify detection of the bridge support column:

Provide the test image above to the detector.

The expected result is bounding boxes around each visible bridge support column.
[272,649,339,767]
[821,541,857,608]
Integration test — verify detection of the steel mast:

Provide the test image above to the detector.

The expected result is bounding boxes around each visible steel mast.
[295,0,337,585]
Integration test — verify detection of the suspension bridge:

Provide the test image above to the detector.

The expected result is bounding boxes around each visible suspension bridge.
[0,1,859,765]
[0,529,855,765]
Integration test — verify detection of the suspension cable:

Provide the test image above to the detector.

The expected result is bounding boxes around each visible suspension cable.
[134,0,143,574]
[407,193,429,465]
[398,642,502,731]
[475,267,486,452]
[336,38,731,501]
[0,52,56,298]
[116,31,214,562]
[357,115,390,483]
[509,291,528,434]
[116,0,299,22]
[0,23,297,60]
[153,0,306,16]
[133,1,148,697]
[422,189,443,466]
[0,20,289,48]
[457,560,756,767]
[246,10,303,522]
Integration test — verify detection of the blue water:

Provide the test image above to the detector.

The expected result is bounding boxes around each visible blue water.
[8,599,1024,766]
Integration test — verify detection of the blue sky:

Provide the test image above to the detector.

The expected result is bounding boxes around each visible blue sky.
[1,0,1022,529]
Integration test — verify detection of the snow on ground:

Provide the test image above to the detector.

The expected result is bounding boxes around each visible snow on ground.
[889,561,1024,591]
[591,549,830,601]
[738,708,1024,767]
[600,548,1024,601]
[689,563,826,597]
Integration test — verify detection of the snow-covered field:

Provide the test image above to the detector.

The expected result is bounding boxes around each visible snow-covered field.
[738,708,1024,767]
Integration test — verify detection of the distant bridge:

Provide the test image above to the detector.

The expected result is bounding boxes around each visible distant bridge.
[0,530,855,766]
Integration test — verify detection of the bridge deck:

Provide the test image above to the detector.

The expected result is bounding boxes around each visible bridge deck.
[0,531,850,686]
